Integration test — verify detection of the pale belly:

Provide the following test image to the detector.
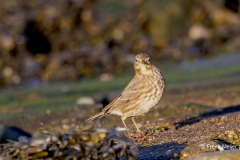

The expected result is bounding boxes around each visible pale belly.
[121,91,163,119]
[132,96,161,116]
[110,96,161,119]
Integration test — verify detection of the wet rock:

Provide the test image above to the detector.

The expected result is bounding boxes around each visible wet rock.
[0,125,32,143]
[0,123,138,159]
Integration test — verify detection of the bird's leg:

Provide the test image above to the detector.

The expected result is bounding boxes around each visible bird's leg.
[131,117,141,132]
[121,118,131,138]
[131,117,144,137]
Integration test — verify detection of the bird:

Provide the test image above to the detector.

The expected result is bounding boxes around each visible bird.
[86,53,165,137]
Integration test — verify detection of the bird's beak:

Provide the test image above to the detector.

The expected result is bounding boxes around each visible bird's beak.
[142,60,150,65]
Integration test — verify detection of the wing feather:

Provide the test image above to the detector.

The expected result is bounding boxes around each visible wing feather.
[102,75,141,113]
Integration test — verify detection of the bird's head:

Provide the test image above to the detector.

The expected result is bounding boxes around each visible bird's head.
[134,53,152,74]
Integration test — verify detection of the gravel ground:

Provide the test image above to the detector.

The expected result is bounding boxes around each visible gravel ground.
[2,78,240,159]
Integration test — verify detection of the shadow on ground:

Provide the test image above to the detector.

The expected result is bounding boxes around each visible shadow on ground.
[175,105,240,129]
[138,142,186,160]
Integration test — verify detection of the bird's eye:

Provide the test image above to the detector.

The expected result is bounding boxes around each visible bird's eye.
[135,59,138,62]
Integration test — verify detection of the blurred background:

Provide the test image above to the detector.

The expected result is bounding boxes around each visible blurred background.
[1,0,240,88]
[1,1,240,158]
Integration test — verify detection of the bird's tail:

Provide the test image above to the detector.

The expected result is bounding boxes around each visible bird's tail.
[86,112,105,122]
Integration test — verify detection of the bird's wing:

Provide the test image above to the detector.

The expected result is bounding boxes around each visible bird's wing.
[102,75,141,113]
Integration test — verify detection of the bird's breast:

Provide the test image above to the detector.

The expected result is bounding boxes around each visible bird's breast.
[136,74,164,112]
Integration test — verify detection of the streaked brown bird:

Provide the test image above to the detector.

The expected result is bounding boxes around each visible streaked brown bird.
[86,53,165,137]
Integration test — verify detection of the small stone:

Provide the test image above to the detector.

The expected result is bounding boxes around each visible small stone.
[173,152,179,157]
[76,97,94,105]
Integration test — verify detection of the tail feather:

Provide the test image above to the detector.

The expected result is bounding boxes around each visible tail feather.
[86,112,105,122]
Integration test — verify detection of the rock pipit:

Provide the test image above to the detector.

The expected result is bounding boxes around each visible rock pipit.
[87,53,165,137]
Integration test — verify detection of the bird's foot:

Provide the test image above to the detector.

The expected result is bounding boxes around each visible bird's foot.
[129,131,146,141]
[137,132,145,137]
